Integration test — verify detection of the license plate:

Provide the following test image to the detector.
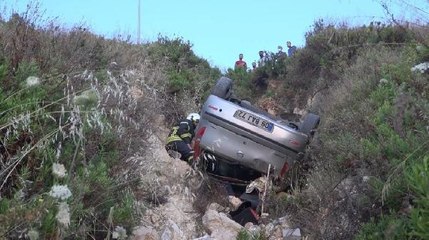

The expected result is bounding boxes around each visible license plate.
[233,109,274,132]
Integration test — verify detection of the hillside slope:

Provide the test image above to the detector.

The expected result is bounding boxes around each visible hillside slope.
[1,8,429,240]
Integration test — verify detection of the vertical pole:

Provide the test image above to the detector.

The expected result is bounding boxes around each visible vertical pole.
[260,164,271,219]
[137,0,141,44]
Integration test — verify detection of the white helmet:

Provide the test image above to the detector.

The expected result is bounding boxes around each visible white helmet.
[187,113,200,123]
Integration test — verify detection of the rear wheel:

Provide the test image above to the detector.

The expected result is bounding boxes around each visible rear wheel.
[300,113,320,137]
[211,77,233,99]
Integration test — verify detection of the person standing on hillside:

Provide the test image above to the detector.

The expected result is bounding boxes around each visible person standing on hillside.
[165,113,200,164]
[276,46,287,59]
[251,61,257,71]
[257,50,268,67]
[275,45,287,76]
[286,41,297,57]
[235,53,247,70]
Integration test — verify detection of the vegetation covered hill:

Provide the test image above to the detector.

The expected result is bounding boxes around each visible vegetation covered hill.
[0,8,220,239]
[269,20,429,239]
[0,3,428,240]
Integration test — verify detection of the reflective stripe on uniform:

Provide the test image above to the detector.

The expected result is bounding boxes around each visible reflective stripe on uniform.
[167,126,181,144]
[180,133,192,139]
[167,135,182,144]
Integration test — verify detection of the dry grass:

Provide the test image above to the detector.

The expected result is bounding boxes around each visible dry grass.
[0,4,215,237]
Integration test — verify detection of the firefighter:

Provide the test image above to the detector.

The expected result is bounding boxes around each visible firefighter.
[165,113,200,164]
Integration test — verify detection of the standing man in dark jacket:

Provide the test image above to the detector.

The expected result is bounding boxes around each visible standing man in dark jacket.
[165,113,200,164]
[286,41,297,57]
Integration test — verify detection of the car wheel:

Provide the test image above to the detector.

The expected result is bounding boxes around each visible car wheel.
[211,77,233,99]
[300,113,320,137]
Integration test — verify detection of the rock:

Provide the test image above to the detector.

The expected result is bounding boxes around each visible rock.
[207,202,228,212]
[161,220,184,240]
[269,227,283,240]
[244,222,254,229]
[130,86,144,100]
[244,222,261,236]
[202,209,243,240]
[227,196,243,211]
[264,223,275,237]
[150,214,161,226]
[192,234,214,240]
[283,228,301,240]
[293,107,306,116]
[131,226,159,240]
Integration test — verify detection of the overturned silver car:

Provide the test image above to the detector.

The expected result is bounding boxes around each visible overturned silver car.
[193,77,320,186]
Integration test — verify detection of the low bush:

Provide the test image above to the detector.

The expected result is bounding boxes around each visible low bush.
[288,37,429,238]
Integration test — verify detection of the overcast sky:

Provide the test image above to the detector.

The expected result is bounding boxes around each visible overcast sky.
[5,0,428,71]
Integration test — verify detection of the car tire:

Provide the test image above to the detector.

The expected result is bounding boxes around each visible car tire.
[300,113,320,137]
[211,77,233,100]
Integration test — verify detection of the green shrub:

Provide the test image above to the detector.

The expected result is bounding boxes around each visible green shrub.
[87,161,112,189]
[168,69,194,91]
[40,209,57,237]
[0,198,9,214]
[416,44,429,62]
[355,215,408,240]
[113,190,138,226]
[73,89,99,110]
[354,65,428,237]
[356,154,429,239]
[147,36,193,64]
[290,25,429,237]
[406,156,429,239]
[0,62,7,80]
[249,66,270,93]
[0,7,225,239]
[16,61,40,84]
[236,228,267,240]
[361,138,381,160]
[226,68,254,99]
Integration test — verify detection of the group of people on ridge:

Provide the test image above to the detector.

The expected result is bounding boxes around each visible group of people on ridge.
[234,41,297,71]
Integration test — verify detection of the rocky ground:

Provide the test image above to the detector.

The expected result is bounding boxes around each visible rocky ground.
[125,127,304,240]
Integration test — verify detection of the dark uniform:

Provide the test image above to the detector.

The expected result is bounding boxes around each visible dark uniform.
[165,118,196,163]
